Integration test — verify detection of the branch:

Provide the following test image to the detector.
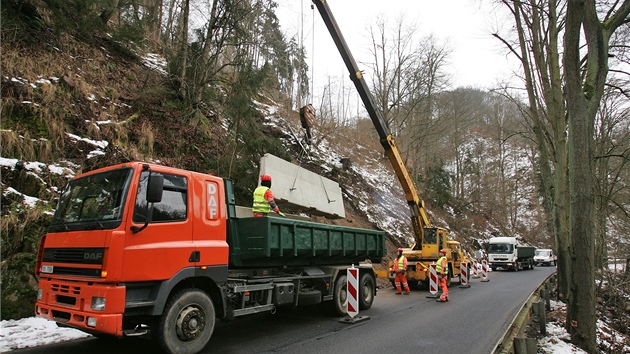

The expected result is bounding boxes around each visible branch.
[604,81,630,99]
[597,193,630,220]
[492,33,523,62]
[594,147,630,162]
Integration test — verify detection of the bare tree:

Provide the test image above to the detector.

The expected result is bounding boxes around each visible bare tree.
[175,0,189,99]
[594,84,630,270]
[406,35,451,176]
[494,0,572,303]
[438,88,483,200]
[366,15,417,132]
[495,0,630,351]
[366,16,451,180]
[564,1,630,350]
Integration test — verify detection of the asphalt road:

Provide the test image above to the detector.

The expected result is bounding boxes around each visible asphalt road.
[14,266,556,354]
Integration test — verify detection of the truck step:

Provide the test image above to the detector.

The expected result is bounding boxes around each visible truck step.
[123,326,149,337]
[125,300,155,308]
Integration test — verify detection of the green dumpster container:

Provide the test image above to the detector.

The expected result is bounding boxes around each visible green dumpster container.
[229,216,385,268]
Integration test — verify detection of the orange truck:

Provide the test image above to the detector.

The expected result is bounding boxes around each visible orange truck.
[35,162,385,354]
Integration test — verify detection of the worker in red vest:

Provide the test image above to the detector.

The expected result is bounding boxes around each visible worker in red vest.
[390,248,411,295]
[436,249,449,302]
[253,174,285,217]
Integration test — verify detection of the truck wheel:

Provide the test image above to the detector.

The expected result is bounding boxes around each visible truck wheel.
[331,274,348,316]
[156,289,215,354]
[358,272,375,310]
[408,280,420,289]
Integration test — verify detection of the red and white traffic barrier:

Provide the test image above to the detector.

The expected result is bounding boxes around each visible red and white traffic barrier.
[471,259,480,278]
[426,263,439,298]
[481,260,490,282]
[339,265,370,324]
[459,262,470,288]
[347,266,359,318]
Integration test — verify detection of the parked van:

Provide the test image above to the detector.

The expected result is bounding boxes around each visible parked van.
[534,248,556,266]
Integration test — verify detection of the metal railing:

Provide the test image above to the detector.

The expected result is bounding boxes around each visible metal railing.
[492,273,557,354]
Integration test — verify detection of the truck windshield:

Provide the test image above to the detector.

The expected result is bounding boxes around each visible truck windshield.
[535,250,551,256]
[50,168,133,232]
[488,243,513,253]
[423,228,437,244]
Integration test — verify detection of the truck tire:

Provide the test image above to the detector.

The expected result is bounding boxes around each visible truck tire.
[358,272,375,310]
[156,289,215,354]
[331,274,348,316]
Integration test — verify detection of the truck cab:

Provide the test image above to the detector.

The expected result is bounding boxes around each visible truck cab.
[487,236,535,271]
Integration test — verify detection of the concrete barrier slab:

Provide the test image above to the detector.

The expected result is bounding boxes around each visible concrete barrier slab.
[259,153,345,218]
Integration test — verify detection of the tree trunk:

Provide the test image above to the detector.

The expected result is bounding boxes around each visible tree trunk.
[503,0,572,300]
[563,0,610,351]
[497,2,630,349]
[99,0,120,25]
[177,0,190,100]
[193,0,220,106]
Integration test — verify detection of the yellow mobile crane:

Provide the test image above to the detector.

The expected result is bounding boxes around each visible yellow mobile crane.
[312,0,470,288]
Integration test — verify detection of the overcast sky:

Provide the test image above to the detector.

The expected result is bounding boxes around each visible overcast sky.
[275,0,519,105]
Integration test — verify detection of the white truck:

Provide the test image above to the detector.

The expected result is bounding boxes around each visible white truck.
[487,237,536,271]
[534,248,556,266]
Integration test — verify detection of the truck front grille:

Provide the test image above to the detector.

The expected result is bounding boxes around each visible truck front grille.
[43,248,105,265]
[50,283,80,307]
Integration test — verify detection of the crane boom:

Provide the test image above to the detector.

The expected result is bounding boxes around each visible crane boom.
[312,0,431,245]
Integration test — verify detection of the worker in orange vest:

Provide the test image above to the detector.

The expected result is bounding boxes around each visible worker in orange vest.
[436,248,449,302]
[390,248,411,295]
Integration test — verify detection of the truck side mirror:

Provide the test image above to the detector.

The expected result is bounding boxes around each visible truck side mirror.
[146,175,164,203]
[131,174,164,234]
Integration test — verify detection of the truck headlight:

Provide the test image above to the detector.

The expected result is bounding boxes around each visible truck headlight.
[37,288,43,301]
[91,297,106,311]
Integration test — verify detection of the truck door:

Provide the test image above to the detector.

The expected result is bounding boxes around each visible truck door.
[123,170,194,281]
[190,176,229,267]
